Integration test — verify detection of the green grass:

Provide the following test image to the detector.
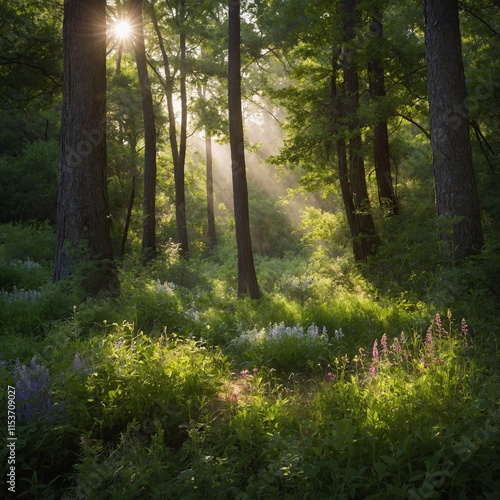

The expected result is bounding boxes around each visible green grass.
[0,223,499,498]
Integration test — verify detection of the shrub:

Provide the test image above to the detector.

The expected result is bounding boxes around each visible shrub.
[229,322,343,373]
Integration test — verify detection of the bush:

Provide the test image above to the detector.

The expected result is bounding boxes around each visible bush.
[0,140,58,224]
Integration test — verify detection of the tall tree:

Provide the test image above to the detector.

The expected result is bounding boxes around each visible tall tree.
[54,0,118,295]
[367,7,398,216]
[423,0,484,261]
[228,0,261,298]
[129,0,157,261]
[342,0,377,260]
[148,0,189,257]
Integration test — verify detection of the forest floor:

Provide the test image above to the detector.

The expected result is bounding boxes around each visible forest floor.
[0,223,499,498]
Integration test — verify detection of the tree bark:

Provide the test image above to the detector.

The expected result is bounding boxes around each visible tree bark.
[149,0,188,257]
[205,131,217,248]
[176,0,189,256]
[228,0,261,298]
[129,0,157,261]
[368,8,398,216]
[342,0,377,261]
[54,0,118,296]
[423,0,484,261]
[120,174,136,259]
[331,52,356,236]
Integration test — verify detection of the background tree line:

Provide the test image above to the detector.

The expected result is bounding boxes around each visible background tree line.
[0,0,498,298]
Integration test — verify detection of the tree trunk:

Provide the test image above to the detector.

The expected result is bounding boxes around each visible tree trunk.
[228,0,261,298]
[176,0,189,256]
[368,8,398,216]
[423,0,484,261]
[120,174,136,259]
[129,0,157,261]
[342,0,377,261]
[149,1,188,257]
[54,0,118,296]
[205,131,217,248]
[331,52,356,236]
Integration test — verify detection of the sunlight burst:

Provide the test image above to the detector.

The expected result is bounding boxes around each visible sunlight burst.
[113,19,133,41]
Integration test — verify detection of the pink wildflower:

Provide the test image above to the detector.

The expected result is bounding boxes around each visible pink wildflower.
[460,318,469,347]
[369,339,379,375]
[325,372,335,382]
[434,314,443,338]
[381,334,389,356]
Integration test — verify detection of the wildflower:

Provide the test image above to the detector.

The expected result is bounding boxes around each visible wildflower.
[240,369,250,380]
[155,280,175,295]
[230,393,238,403]
[392,337,402,354]
[372,339,379,361]
[307,323,319,338]
[325,372,335,382]
[425,326,433,346]
[434,314,443,338]
[460,318,469,347]
[15,359,55,423]
[380,334,389,356]
[71,353,93,376]
[369,339,379,375]
[334,328,344,341]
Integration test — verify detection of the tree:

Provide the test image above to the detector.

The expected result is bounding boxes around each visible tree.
[423,0,484,261]
[367,6,398,216]
[148,0,189,257]
[129,0,157,261]
[341,0,377,260]
[54,0,118,295]
[228,0,261,298]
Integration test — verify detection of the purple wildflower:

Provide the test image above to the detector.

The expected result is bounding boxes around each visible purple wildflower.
[71,353,93,376]
[230,393,238,403]
[15,359,54,423]
[240,369,250,380]
[325,372,335,382]
[425,326,433,346]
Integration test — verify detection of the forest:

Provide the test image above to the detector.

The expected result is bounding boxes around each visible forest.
[0,0,499,497]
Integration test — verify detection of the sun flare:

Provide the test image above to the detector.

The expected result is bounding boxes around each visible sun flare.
[113,19,133,40]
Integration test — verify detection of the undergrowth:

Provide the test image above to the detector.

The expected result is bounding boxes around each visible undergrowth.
[0,223,499,498]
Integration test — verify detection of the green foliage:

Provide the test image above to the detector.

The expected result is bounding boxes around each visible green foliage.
[0,220,498,497]
[1,0,499,496]
[228,322,335,373]
[0,140,59,223]
[0,223,56,263]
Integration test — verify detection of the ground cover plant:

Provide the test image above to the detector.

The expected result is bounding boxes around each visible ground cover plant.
[1,0,499,497]
[0,223,499,499]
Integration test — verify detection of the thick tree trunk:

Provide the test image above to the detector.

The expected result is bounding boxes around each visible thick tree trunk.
[129,0,157,261]
[423,0,484,261]
[54,0,118,296]
[342,0,377,261]
[368,8,398,216]
[228,0,261,298]
[205,132,217,248]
